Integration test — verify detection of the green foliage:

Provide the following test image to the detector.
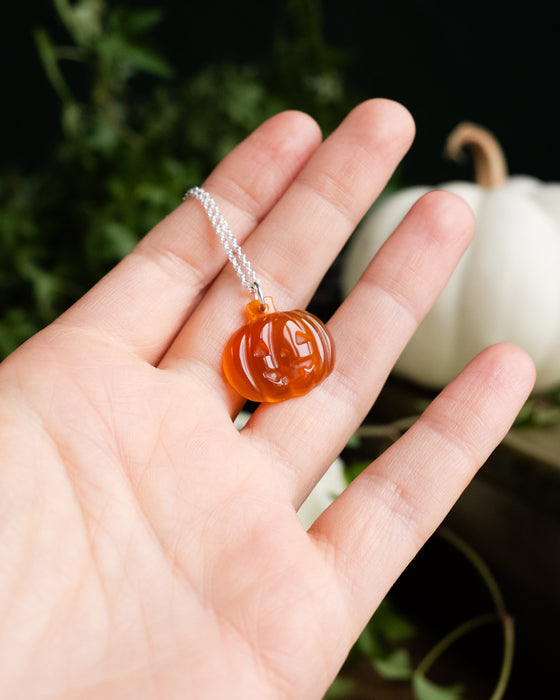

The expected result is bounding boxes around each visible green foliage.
[356,598,416,666]
[412,675,463,700]
[373,648,414,680]
[323,676,357,698]
[0,0,352,358]
[272,0,349,133]
[514,395,560,427]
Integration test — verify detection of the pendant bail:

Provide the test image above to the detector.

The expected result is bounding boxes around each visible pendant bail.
[251,281,266,311]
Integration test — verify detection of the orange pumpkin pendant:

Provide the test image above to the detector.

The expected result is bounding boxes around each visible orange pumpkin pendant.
[223,297,335,403]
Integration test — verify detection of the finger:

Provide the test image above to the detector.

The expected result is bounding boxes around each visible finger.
[309,343,535,634]
[160,99,415,407]
[52,111,322,363]
[245,190,475,502]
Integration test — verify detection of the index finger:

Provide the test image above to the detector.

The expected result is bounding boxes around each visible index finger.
[52,111,322,363]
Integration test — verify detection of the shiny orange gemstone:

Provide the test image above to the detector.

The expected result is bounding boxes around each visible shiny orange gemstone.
[223,297,335,403]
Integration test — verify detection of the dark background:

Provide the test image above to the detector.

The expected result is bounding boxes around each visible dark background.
[3,0,560,184]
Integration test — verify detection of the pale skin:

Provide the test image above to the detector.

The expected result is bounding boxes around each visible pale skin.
[0,100,535,699]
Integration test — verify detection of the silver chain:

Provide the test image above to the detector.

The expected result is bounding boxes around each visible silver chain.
[184,186,264,305]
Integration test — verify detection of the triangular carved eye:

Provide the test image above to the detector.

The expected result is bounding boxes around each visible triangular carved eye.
[295,330,311,345]
[253,338,270,357]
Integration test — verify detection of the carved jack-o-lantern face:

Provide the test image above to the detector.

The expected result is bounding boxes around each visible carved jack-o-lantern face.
[223,297,335,403]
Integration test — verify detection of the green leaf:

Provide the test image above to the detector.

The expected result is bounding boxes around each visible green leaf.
[345,432,362,449]
[0,309,41,357]
[373,648,412,680]
[61,102,85,137]
[371,598,417,644]
[344,459,370,483]
[324,676,356,698]
[355,622,384,659]
[504,423,560,469]
[88,222,139,264]
[97,35,173,79]
[355,598,417,661]
[34,28,73,102]
[15,257,73,320]
[514,397,560,428]
[412,674,463,700]
[53,0,103,46]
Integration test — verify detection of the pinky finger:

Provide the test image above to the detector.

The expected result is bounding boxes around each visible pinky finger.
[309,343,535,637]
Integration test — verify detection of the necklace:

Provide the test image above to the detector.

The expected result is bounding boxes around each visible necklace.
[185,187,335,403]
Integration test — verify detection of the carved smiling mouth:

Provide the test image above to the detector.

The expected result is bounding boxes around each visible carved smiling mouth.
[262,357,315,385]
[261,324,318,386]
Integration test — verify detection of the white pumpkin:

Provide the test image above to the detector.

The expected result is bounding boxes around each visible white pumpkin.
[341,122,560,393]
[296,457,347,530]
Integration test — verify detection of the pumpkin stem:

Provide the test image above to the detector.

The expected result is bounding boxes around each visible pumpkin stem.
[444,122,508,188]
[246,297,275,321]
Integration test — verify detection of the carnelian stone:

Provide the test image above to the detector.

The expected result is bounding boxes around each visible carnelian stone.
[223,297,335,403]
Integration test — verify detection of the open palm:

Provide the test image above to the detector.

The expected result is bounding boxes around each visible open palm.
[0,101,534,700]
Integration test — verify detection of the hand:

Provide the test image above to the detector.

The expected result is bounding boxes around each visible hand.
[0,100,534,699]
